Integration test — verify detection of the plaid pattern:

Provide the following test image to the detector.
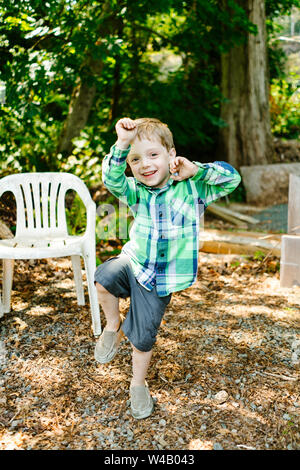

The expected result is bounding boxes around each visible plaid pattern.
[102,144,241,296]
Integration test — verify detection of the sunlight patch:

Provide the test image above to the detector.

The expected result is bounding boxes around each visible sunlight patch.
[26,306,53,316]
[229,330,264,347]
[188,438,213,450]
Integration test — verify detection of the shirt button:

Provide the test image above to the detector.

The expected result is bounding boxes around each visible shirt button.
[160,253,165,257]
[159,211,163,217]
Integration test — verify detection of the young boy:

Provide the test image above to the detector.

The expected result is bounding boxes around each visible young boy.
[94,117,241,419]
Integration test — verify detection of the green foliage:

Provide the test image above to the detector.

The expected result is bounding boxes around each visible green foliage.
[0,104,63,173]
[0,0,256,175]
[266,0,300,19]
[224,179,246,203]
[0,0,299,178]
[65,193,87,236]
[270,77,300,139]
[253,250,266,261]
[266,1,300,139]
[230,260,240,267]
[58,131,103,186]
[268,42,288,81]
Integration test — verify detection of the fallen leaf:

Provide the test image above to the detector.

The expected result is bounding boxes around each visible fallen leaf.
[13,317,28,331]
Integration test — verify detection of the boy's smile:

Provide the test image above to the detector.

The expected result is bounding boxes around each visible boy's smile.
[127,138,176,189]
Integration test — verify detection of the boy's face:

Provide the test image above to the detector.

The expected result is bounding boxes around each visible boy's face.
[127,137,176,188]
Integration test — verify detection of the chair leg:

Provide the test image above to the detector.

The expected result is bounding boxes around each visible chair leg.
[83,253,101,337]
[3,259,14,314]
[71,255,85,305]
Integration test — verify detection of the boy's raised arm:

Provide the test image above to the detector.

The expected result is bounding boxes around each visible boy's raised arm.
[169,155,241,205]
[115,117,137,149]
[102,118,138,205]
[190,160,242,206]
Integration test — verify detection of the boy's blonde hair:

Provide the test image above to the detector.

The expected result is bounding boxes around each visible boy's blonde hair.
[134,118,175,151]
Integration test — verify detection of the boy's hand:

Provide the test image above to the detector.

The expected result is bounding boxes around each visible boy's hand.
[115,117,137,149]
[170,156,198,181]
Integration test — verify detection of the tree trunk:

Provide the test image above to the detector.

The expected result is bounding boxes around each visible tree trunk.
[57,0,115,156]
[108,20,124,126]
[57,71,99,156]
[57,82,96,156]
[108,61,122,126]
[218,0,274,169]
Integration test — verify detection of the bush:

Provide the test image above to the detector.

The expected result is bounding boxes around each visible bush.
[270,76,300,139]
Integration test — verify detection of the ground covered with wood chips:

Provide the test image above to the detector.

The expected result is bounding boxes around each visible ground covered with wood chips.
[0,247,299,450]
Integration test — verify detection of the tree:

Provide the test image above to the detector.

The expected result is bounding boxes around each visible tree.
[53,0,178,156]
[56,0,111,156]
[1,0,298,178]
[218,0,274,168]
[0,0,254,172]
[218,0,300,169]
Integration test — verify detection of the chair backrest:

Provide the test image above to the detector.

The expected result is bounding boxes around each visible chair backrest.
[0,172,95,238]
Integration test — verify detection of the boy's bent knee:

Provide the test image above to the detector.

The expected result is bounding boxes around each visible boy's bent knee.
[95,281,105,292]
[95,282,113,296]
[131,342,153,354]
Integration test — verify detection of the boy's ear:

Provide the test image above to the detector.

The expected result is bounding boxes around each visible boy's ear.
[169,147,176,160]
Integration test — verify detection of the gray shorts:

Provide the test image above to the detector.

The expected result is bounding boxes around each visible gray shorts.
[94,254,171,352]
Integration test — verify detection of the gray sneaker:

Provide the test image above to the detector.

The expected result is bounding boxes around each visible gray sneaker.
[130,384,154,419]
[94,322,123,364]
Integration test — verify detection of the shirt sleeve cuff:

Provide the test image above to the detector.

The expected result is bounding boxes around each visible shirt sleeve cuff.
[190,162,207,181]
[109,143,131,166]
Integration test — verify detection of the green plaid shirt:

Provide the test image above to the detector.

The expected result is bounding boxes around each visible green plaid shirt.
[102,144,241,296]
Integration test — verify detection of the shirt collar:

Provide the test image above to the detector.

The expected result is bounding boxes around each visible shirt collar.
[136,176,176,194]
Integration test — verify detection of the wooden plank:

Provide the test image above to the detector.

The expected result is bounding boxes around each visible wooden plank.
[280,235,300,287]
[202,228,282,241]
[199,229,281,257]
[288,174,300,234]
[200,241,280,256]
[228,203,268,213]
[206,203,259,227]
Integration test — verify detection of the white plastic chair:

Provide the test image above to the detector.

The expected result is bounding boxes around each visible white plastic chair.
[0,172,101,336]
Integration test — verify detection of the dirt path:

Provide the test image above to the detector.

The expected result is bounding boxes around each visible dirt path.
[0,250,299,451]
